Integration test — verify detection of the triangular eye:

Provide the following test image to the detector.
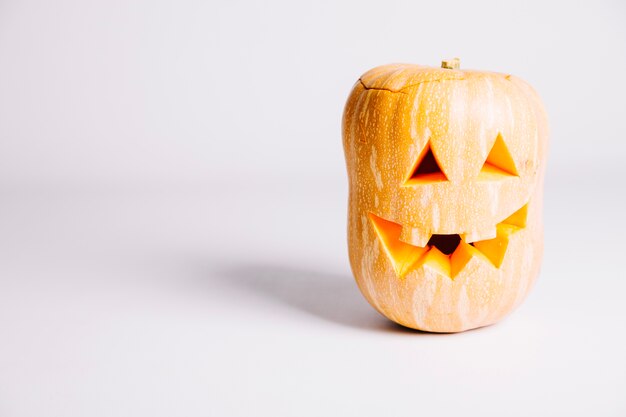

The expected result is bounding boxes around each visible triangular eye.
[480,134,518,177]
[404,143,448,185]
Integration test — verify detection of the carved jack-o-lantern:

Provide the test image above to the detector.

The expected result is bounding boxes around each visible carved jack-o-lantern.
[342,60,548,332]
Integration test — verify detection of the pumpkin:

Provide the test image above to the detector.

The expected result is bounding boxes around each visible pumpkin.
[342,60,548,332]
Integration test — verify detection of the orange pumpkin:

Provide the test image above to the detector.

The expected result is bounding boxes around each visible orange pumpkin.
[342,60,548,332]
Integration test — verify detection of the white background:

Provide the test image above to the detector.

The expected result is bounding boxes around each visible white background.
[1,0,625,416]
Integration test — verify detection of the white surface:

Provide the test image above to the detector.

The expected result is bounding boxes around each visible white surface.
[0,0,625,415]
[0,0,625,186]
[1,175,625,416]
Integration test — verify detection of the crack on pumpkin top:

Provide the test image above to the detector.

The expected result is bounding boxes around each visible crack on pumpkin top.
[358,79,409,94]
[358,72,508,94]
[358,77,466,94]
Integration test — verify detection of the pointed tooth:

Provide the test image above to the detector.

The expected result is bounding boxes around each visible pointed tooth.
[461,227,497,244]
[450,241,475,278]
[399,226,430,247]
[472,234,509,268]
[422,247,451,277]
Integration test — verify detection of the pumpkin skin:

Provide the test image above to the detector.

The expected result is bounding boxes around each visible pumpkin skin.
[342,63,548,332]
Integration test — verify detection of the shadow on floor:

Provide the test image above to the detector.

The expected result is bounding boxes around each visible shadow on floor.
[213,262,423,334]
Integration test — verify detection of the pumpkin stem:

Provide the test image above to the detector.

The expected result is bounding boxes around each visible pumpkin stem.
[441,58,460,69]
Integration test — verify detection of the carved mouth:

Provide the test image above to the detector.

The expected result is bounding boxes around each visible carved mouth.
[369,204,528,279]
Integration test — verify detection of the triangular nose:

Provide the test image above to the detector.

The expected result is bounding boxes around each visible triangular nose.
[480,133,518,176]
[404,143,448,185]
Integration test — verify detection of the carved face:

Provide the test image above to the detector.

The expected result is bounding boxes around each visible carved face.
[342,63,548,332]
